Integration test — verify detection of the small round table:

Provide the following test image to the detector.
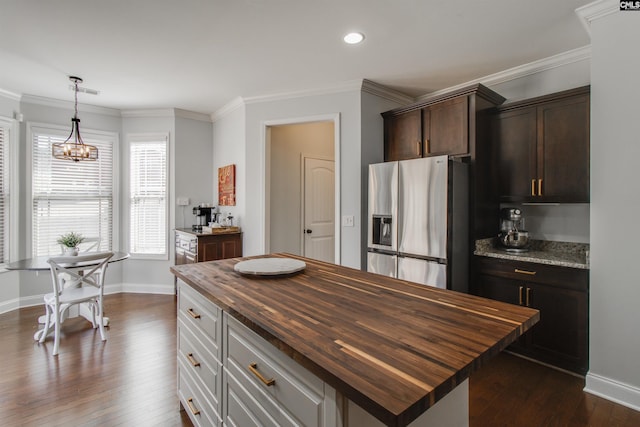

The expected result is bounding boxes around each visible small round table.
[6,251,130,340]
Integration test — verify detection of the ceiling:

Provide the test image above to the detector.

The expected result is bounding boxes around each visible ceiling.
[0,0,592,115]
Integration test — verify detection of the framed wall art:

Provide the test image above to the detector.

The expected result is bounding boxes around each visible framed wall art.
[218,164,236,206]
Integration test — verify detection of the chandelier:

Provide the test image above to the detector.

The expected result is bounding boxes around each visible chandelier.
[51,76,98,162]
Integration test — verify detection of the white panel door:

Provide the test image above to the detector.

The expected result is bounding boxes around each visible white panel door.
[303,158,335,263]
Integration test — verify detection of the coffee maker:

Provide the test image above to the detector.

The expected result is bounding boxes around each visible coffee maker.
[192,205,217,232]
[498,207,530,252]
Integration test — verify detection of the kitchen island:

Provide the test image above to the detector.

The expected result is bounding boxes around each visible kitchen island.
[171,254,539,427]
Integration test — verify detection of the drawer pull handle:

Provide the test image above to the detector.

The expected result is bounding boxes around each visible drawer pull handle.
[526,287,531,307]
[187,308,201,319]
[519,286,524,305]
[248,363,275,386]
[186,397,200,416]
[514,268,536,276]
[187,352,200,367]
[538,179,543,197]
[531,179,536,196]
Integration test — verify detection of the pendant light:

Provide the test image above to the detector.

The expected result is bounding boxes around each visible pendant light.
[51,76,98,162]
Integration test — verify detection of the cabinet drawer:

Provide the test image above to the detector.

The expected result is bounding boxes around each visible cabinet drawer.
[178,238,197,252]
[178,280,222,360]
[475,256,588,291]
[178,317,223,409]
[224,314,325,427]
[224,368,280,427]
[178,358,222,427]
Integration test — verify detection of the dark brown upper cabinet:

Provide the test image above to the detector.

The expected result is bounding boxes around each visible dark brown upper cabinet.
[382,84,506,239]
[384,93,472,161]
[493,86,590,203]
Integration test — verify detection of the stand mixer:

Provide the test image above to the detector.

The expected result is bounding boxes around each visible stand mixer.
[497,207,530,252]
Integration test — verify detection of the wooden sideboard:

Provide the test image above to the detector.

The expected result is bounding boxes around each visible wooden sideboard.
[175,228,242,265]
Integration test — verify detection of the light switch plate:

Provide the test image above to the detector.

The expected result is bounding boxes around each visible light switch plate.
[342,215,355,227]
[177,197,189,206]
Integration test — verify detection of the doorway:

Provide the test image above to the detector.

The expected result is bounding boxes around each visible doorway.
[266,119,337,263]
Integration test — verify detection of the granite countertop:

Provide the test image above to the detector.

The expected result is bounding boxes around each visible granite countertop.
[474,238,589,269]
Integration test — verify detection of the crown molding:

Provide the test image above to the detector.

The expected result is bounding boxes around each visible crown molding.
[361,79,415,104]
[416,45,591,102]
[21,94,121,117]
[211,96,245,123]
[243,79,364,106]
[0,88,21,102]
[174,108,212,122]
[576,0,619,37]
[120,108,176,118]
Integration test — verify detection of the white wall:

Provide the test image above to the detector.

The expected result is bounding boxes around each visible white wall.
[269,122,334,255]
[0,103,214,313]
[212,102,246,230]
[175,114,215,227]
[15,99,124,301]
[120,112,175,293]
[359,91,407,268]
[585,4,640,410]
[243,91,362,267]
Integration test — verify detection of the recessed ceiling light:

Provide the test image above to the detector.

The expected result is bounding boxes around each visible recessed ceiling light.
[343,32,365,45]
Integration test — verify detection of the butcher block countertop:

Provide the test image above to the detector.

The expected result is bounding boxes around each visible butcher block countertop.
[171,254,539,427]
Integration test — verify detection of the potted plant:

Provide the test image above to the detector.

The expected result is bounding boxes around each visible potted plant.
[57,232,85,256]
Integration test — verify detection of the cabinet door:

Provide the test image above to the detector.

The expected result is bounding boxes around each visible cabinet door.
[537,94,590,202]
[200,234,243,262]
[384,110,422,161]
[527,282,588,374]
[494,107,537,201]
[423,96,469,156]
[475,274,528,351]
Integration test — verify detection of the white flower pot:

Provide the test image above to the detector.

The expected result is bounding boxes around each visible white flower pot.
[64,247,78,256]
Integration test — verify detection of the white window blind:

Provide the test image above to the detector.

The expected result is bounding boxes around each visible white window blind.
[129,135,167,256]
[32,126,114,257]
[0,124,8,263]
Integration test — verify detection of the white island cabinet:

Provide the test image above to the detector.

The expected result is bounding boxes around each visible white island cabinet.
[177,279,470,427]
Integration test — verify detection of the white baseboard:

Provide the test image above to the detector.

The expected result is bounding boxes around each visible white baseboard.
[585,372,640,412]
[0,297,19,314]
[0,283,176,315]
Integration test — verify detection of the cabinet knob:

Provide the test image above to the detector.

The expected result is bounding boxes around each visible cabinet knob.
[305,229,313,234]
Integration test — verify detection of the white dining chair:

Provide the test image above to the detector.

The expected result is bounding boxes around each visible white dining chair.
[40,251,114,356]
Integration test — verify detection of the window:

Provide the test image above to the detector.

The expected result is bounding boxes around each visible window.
[0,119,10,264]
[129,134,167,258]
[31,124,115,257]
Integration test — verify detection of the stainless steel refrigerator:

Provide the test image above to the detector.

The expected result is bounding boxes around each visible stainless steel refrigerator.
[366,155,469,292]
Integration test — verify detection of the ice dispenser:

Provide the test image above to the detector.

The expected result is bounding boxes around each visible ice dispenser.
[372,215,393,246]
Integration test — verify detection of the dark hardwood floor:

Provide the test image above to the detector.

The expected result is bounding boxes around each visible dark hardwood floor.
[0,293,191,427]
[1,293,638,426]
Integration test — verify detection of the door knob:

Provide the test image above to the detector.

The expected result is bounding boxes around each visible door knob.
[305,229,312,234]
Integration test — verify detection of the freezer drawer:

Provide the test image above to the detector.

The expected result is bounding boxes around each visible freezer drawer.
[398,257,446,289]
[367,252,397,278]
